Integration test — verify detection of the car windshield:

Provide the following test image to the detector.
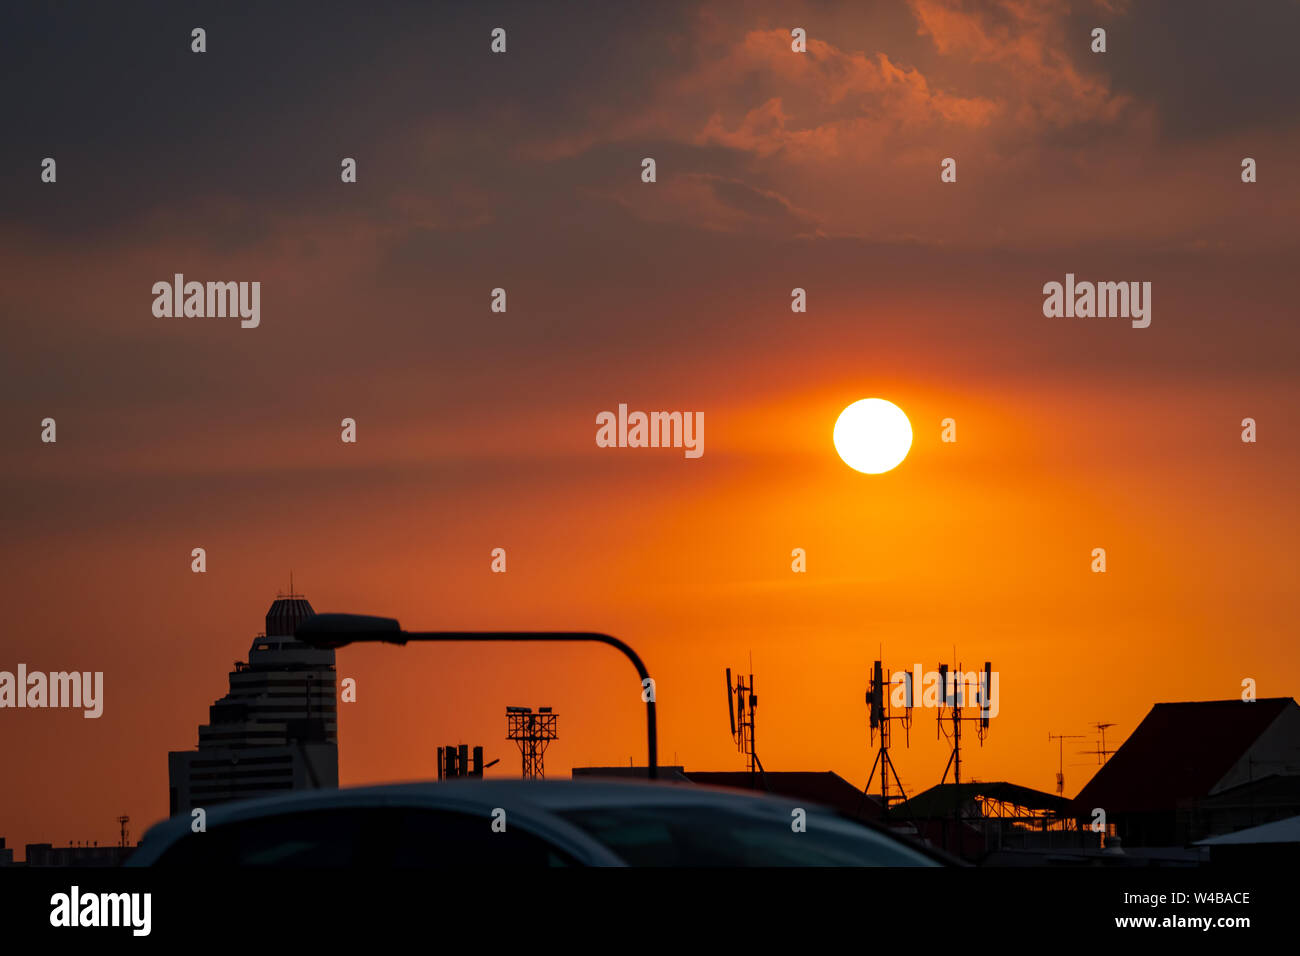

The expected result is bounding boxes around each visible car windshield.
[557,804,941,866]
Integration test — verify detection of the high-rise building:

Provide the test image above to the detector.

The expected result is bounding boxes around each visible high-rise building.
[168,592,338,816]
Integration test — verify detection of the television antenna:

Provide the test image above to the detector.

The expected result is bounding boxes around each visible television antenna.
[1079,721,1117,765]
[1048,731,1086,796]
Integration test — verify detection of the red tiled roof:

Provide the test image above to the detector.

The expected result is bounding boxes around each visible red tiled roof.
[1071,698,1295,815]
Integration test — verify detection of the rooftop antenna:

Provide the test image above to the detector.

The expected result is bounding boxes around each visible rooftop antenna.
[725,663,764,787]
[936,660,994,786]
[117,814,130,848]
[864,659,912,818]
[1048,731,1086,796]
[505,706,558,779]
[1082,721,1117,765]
[935,660,994,850]
[437,744,498,779]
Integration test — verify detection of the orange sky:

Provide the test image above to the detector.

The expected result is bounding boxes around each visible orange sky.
[2,0,1298,851]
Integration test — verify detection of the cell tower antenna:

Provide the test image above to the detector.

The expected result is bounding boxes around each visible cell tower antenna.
[1048,730,1087,796]
[117,814,130,848]
[934,660,995,849]
[725,662,764,787]
[936,661,995,786]
[725,668,736,736]
[437,743,498,779]
[863,659,912,818]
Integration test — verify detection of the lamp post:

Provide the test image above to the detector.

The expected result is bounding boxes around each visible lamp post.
[295,614,658,780]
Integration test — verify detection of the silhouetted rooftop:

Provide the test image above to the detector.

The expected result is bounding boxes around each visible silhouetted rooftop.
[266,595,315,639]
[683,771,882,821]
[1071,698,1296,815]
[896,781,1069,818]
[571,767,883,821]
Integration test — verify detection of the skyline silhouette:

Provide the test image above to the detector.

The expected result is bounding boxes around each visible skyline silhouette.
[2,0,1298,860]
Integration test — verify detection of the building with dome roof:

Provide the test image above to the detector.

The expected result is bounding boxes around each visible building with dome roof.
[167,592,338,816]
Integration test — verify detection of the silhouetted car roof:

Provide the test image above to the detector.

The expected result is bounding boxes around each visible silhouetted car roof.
[131,779,948,867]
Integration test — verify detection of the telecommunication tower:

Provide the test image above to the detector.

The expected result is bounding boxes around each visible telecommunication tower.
[725,666,763,783]
[936,661,994,788]
[865,660,912,816]
[934,660,994,851]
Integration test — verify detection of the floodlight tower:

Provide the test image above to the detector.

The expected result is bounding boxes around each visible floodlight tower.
[864,660,912,816]
[505,706,558,779]
[1048,731,1086,796]
[725,666,762,782]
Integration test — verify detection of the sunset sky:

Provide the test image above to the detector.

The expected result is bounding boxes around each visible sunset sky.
[2,0,1298,852]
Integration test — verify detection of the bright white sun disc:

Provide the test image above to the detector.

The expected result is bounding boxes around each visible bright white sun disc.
[833,398,913,474]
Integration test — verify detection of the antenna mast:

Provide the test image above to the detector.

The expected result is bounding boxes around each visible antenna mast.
[725,665,762,785]
[864,660,912,817]
[1048,731,1086,796]
[1085,721,1117,765]
[934,660,994,850]
[937,661,994,787]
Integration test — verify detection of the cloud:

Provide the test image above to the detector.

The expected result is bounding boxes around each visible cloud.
[598,171,822,237]
[907,0,1132,127]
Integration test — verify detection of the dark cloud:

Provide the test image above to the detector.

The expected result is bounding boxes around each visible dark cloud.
[0,0,699,237]
[701,174,819,233]
[1066,0,1300,140]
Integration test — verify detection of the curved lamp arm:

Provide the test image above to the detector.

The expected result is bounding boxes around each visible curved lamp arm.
[296,614,658,779]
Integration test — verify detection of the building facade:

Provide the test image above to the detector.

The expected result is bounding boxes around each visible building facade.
[168,593,338,816]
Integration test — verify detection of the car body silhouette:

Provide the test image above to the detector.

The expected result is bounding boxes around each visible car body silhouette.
[130,779,946,867]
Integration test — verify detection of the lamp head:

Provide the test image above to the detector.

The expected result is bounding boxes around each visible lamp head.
[295,613,403,649]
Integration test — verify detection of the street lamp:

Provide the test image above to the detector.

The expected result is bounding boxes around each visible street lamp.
[295,614,659,779]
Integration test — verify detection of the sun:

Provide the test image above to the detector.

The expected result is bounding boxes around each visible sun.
[833,398,913,474]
